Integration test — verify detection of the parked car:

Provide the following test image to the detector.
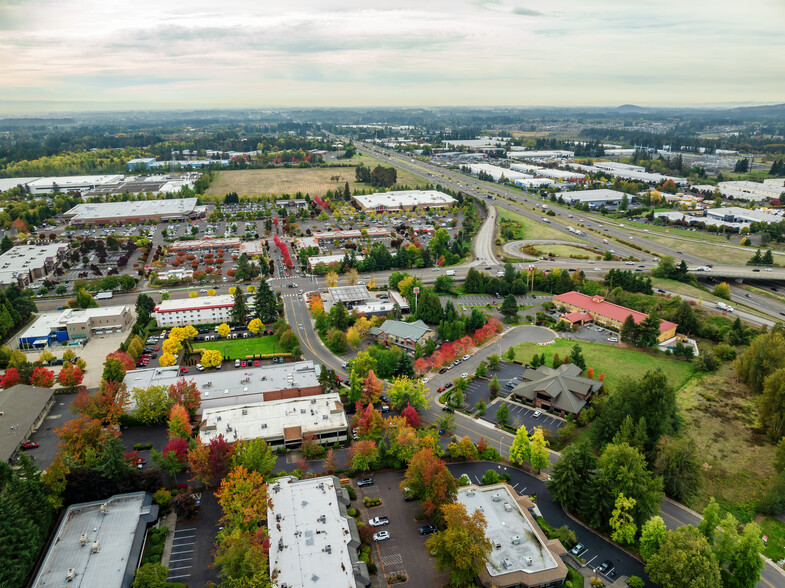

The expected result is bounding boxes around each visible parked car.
[196,363,205,371]
[373,531,390,542]
[438,368,448,374]
[460,372,469,378]
[570,543,585,556]
[442,407,454,413]
[369,517,390,527]
[596,560,615,576]
[533,410,542,418]
[20,441,39,450]
[419,524,438,535]
[358,477,374,487]
[254,360,260,367]
[180,368,188,374]
[462,354,470,361]
[235,359,241,367]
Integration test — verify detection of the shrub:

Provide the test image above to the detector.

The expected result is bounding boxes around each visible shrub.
[347,507,358,517]
[457,474,470,487]
[627,577,645,588]
[153,488,171,511]
[343,485,356,500]
[714,342,737,361]
[479,446,502,461]
[481,469,500,485]
[133,442,154,450]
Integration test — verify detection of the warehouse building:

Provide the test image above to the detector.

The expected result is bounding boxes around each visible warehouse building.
[268,476,370,588]
[31,492,158,588]
[567,162,687,186]
[83,174,200,197]
[63,197,202,225]
[0,243,69,287]
[352,190,455,212]
[716,181,785,202]
[125,361,323,412]
[27,174,125,195]
[561,188,633,209]
[199,393,348,448]
[704,207,783,225]
[18,305,135,348]
[554,291,677,342]
[467,163,533,183]
[507,149,574,160]
[0,384,56,464]
[153,294,234,327]
[456,484,568,588]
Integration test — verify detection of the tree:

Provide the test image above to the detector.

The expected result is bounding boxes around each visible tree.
[167,378,201,415]
[56,363,84,392]
[427,502,492,587]
[646,526,722,588]
[351,350,377,380]
[475,360,487,378]
[434,274,454,293]
[159,352,177,367]
[231,438,276,478]
[215,466,268,532]
[362,370,384,405]
[356,403,384,440]
[640,516,668,561]
[496,402,509,426]
[55,415,120,464]
[1,366,20,388]
[247,317,263,335]
[167,403,192,440]
[75,288,98,308]
[437,413,456,435]
[547,441,597,514]
[530,427,550,474]
[727,522,765,588]
[570,344,586,371]
[72,380,128,425]
[402,447,457,518]
[610,493,637,546]
[325,270,338,287]
[735,330,785,394]
[201,349,222,368]
[132,385,172,425]
[230,287,248,325]
[488,354,500,370]
[329,302,350,330]
[387,376,428,413]
[509,424,531,466]
[760,367,785,438]
[621,314,638,344]
[217,323,231,338]
[713,282,731,300]
[401,403,421,428]
[489,374,500,397]
[102,356,126,384]
[349,440,379,471]
[253,279,278,322]
[107,349,136,371]
[132,563,170,588]
[654,436,701,502]
[500,294,518,321]
[698,497,722,543]
[29,366,55,388]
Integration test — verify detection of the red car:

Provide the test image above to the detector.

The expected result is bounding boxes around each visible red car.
[241,360,247,367]
[154,347,159,351]
[437,386,445,393]
[180,368,188,374]
[21,441,39,450]
[253,360,260,367]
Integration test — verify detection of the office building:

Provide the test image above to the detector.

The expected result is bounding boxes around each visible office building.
[375,319,436,352]
[352,190,455,212]
[18,305,135,348]
[0,243,69,287]
[153,294,234,327]
[510,363,603,417]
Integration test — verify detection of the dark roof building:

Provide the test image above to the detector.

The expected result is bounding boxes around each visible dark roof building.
[510,363,603,416]
[0,384,55,464]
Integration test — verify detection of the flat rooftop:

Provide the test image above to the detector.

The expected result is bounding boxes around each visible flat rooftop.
[199,393,347,444]
[268,476,361,588]
[154,294,234,313]
[32,492,158,588]
[457,484,561,579]
[28,174,124,191]
[20,305,132,341]
[0,243,66,272]
[0,384,54,463]
[64,198,198,221]
[124,361,321,410]
[328,285,371,304]
[353,189,456,209]
[563,188,630,203]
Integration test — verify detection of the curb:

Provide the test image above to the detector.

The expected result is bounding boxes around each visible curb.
[159,511,178,568]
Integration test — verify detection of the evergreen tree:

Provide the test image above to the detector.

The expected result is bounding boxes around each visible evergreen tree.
[395,353,415,378]
[621,314,638,344]
[253,279,278,323]
[569,344,586,371]
[500,294,519,321]
[763,249,774,265]
[230,287,248,325]
[547,441,597,514]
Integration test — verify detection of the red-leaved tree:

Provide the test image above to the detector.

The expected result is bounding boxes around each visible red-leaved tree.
[107,350,136,371]
[168,378,201,415]
[401,403,421,428]
[30,366,55,388]
[414,357,430,375]
[1,367,21,389]
[56,363,84,392]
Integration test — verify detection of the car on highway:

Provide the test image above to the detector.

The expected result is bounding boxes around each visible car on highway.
[358,477,374,487]
[625,261,635,265]
[570,543,585,556]
[373,531,390,542]
[369,517,390,527]
[21,441,39,450]
[419,524,438,535]
[657,288,666,293]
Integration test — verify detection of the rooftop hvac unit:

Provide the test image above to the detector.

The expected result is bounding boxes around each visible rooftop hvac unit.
[524,556,533,567]
[91,540,101,553]
[311,398,316,404]
[278,538,284,551]
[318,514,326,523]
[504,502,513,512]
[503,558,512,570]
[100,502,108,514]
[261,423,267,429]
[241,409,247,416]
[276,514,281,522]
[492,493,501,502]
[476,506,484,514]
[466,489,475,496]
[323,545,332,554]
[300,409,306,414]
[493,538,501,550]
[80,533,88,546]
[66,568,77,581]
[322,415,328,420]
[217,416,221,421]
[511,535,521,545]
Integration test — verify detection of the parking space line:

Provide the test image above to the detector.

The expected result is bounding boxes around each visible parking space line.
[171,549,194,554]
[175,527,197,532]
[169,557,192,563]
[475,475,482,484]
[167,573,191,580]
[169,565,192,571]
[586,555,597,566]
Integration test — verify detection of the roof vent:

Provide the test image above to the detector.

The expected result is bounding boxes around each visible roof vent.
[100,502,108,514]
[492,493,501,502]
[524,556,533,566]
[278,538,284,551]
[467,489,475,496]
[91,540,101,553]
[323,545,332,554]
[318,514,326,523]
[241,409,247,416]
[66,568,77,581]
[504,502,513,512]
[80,533,88,546]
[511,535,521,545]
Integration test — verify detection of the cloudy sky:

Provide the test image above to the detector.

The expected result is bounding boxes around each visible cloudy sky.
[1,0,784,112]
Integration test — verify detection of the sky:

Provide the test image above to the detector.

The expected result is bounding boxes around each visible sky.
[1,0,784,113]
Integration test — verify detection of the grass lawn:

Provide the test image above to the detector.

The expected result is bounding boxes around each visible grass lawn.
[205,154,425,197]
[536,244,601,260]
[193,336,286,359]
[759,517,785,562]
[496,207,584,243]
[509,338,695,394]
[677,363,776,513]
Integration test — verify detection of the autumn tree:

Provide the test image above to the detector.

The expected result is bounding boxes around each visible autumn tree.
[247,317,262,335]
[167,378,201,415]
[201,349,222,368]
[402,447,457,518]
[427,502,492,587]
[30,366,55,388]
[349,440,379,472]
[529,427,550,474]
[1,367,21,388]
[610,493,637,546]
[387,376,428,413]
[509,424,531,466]
[102,356,127,384]
[355,402,384,440]
[217,323,231,338]
[362,370,384,405]
[231,438,277,478]
[55,415,120,464]
[216,466,268,531]
[167,403,192,439]
[72,380,128,425]
[107,350,136,372]
[401,403,421,428]
[56,362,84,392]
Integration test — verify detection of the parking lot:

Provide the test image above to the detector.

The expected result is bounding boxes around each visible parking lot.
[461,362,526,409]
[166,526,197,583]
[571,323,619,344]
[482,399,566,435]
[356,471,448,587]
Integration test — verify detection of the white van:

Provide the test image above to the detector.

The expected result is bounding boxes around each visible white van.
[445,270,456,276]
[608,337,618,343]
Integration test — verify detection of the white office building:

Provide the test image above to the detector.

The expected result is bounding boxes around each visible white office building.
[268,476,370,587]
[562,188,633,208]
[153,294,234,327]
[352,190,455,212]
[0,243,69,287]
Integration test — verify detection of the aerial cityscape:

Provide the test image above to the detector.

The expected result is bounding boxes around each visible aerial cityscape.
[1,2,784,588]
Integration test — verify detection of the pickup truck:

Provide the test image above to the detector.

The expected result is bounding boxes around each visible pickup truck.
[369,517,390,527]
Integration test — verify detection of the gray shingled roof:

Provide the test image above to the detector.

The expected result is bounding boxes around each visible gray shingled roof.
[378,319,433,342]
[511,364,602,414]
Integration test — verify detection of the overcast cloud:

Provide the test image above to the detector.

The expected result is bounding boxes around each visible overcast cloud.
[0,0,783,112]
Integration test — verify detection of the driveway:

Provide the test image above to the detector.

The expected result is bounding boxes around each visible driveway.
[357,471,449,587]
[482,398,566,436]
[24,391,78,470]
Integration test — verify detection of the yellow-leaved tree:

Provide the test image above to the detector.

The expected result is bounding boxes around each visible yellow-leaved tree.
[208,289,216,296]
[162,338,181,355]
[217,323,231,338]
[247,318,263,335]
[201,349,223,368]
[326,271,338,288]
[189,291,198,298]
[159,353,177,367]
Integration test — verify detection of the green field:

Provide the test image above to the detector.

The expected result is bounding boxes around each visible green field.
[496,207,584,243]
[677,363,776,511]
[509,338,695,393]
[537,244,601,259]
[194,336,286,359]
[205,154,425,197]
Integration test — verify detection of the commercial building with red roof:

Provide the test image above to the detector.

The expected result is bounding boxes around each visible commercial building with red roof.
[553,291,678,343]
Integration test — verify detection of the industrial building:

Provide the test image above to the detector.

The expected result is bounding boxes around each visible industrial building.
[704,206,783,225]
[83,174,200,198]
[63,198,202,225]
[467,163,533,183]
[31,492,159,588]
[199,393,348,448]
[554,291,678,343]
[0,384,56,464]
[18,305,135,348]
[567,162,687,186]
[716,180,785,202]
[456,484,568,588]
[352,190,456,212]
[268,476,370,588]
[27,174,125,195]
[0,243,69,287]
[124,361,323,412]
[561,188,633,209]
[509,163,585,181]
[153,294,234,327]
[510,363,603,417]
[507,150,575,160]
[126,157,157,170]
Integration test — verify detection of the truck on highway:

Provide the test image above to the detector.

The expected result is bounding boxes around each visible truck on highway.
[95,292,113,300]
[716,301,734,312]
[696,266,712,272]
[445,269,456,276]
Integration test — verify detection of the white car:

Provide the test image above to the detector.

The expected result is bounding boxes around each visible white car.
[369,517,390,527]
[422,377,430,383]
[462,354,470,361]
[196,364,205,371]
[533,410,542,418]
[373,531,390,541]
[461,372,469,378]
[626,261,635,265]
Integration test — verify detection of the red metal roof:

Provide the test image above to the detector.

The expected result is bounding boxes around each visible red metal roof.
[553,291,677,333]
